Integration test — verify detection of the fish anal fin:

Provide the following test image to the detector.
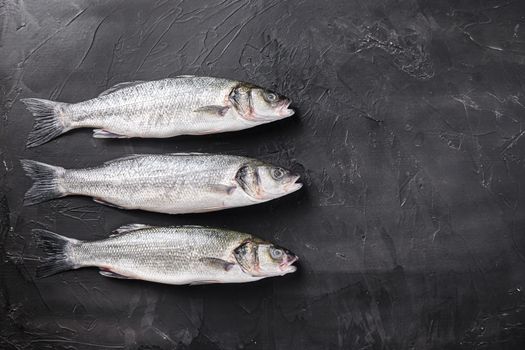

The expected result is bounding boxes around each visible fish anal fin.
[99,269,132,279]
[190,280,221,285]
[98,81,145,97]
[199,257,235,271]
[93,129,128,139]
[93,198,126,210]
[194,105,229,117]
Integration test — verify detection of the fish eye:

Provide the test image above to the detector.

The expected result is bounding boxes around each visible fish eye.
[271,167,285,180]
[270,247,283,259]
[266,92,277,102]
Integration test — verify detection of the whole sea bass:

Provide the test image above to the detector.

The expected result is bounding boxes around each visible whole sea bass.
[33,225,298,285]
[21,153,302,214]
[22,76,295,147]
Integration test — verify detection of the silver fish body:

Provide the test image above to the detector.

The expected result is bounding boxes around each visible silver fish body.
[22,76,294,147]
[34,225,299,285]
[21,153,302,214]
[71,77,242,137]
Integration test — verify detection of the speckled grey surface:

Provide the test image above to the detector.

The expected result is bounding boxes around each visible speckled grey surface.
[1,0,525,349]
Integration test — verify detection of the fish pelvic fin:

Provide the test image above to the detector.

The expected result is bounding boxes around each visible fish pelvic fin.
[32,229,80,278]
[21,159,67,206]
[21,98,70,148]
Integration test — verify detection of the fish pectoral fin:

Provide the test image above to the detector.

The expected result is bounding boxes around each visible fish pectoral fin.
[93,198,126,210]
[98,81,145,97]
[194,105,229,117]
[199,257,235,271]
[209,184,236,195]
[93,129,128,139]
[99,270,132,279]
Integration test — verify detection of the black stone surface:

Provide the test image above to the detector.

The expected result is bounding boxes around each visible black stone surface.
[1,0,525,349]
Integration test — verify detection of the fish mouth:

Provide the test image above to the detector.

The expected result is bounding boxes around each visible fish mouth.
[285,265,297,273]
[280,255,299,273]
[278,99,294,118]
[285,174,302,193]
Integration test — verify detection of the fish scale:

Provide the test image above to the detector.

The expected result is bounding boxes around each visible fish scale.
[32,225,298,285]
[67,77,239,137]
[22,76,294,147]
[21,153,302,214]
[71,226,256,284]
[62,154,247,213]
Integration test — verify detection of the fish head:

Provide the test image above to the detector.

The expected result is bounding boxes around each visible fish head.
[235,162,302,201]
[229,83,294,122]
[233,239,298,277]
[257,243,298,276]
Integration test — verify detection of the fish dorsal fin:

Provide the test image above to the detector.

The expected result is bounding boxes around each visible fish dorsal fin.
[110,223,152,237]
[103,154,148,166]
[102,153,212,167]
[98,81,145,97]
[166,152,208,157]
[175,225,208,229]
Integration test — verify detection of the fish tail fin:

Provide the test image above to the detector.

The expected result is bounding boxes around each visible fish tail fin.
[21,98,70,148]
[21,159,67,206]
[33,229,80,278]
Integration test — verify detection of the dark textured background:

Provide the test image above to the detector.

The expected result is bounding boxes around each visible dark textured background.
[2,0,525,349]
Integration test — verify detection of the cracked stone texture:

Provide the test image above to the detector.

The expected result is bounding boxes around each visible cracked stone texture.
[1,0,525,349]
